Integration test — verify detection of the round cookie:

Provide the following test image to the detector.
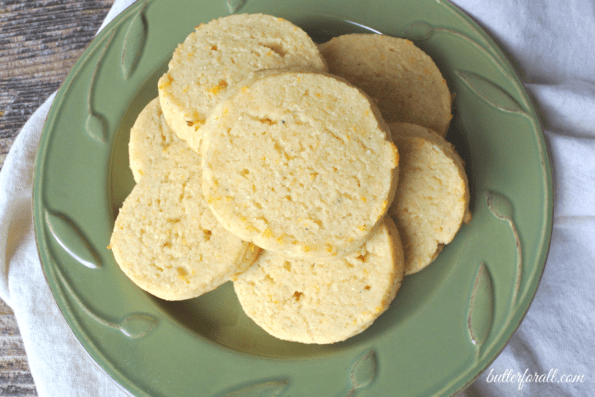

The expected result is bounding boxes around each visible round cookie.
[234,218,405,344]
[158,13,327,150]
[128,98,180,183]
[387,122,470,274]
[201,67,399,260]
[319,34,453,136]
[110,141,260,300]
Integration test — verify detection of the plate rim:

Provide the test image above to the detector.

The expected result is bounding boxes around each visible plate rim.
[32,0,555,396]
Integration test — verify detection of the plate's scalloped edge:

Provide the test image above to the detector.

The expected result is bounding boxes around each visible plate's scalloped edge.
[121,1,149,79]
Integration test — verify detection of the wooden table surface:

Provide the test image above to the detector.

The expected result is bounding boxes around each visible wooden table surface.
[0,1,115,394]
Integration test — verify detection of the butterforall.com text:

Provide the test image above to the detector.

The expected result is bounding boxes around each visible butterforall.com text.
[486,368,585,390]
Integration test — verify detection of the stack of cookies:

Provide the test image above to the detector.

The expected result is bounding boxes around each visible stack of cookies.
[110,14,470,344]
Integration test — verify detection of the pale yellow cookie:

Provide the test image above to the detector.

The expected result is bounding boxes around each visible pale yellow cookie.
[319,34,453,136]
[128,98,180,183]
[110,141,260,300]
[201,67,399,260]
[234,218,405,344]
[387,122,470,274]
[158,13,327,150]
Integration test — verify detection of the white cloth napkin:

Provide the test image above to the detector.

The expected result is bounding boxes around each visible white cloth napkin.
[0,0,593,396]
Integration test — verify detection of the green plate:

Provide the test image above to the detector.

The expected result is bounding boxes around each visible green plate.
[33,0,553,396]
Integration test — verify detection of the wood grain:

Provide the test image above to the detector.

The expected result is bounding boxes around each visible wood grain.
[0,0,115,169]
[0,1,115,394]
[0,300,36,396]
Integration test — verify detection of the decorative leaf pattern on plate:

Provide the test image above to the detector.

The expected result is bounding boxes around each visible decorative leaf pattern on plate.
[435,0,513,71]
[119,314,159,338]
[400,21,511,72]
[400,20,531,115]
[91,309,158,340]
[485,190,522,305]
[121,1,148,79]
[45,209,101,269]
[85,112,107,144]
[345,350,378,396]
[217,379,288,397]
[49,255,159,339]
[455,71,526,115]
[460,191,524,362]
[400,21,434,41]
[401,20,529,348]
[467,262,494,350]
[485,190,513,221]
[226,0,247,14]
[86,30,115,143]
